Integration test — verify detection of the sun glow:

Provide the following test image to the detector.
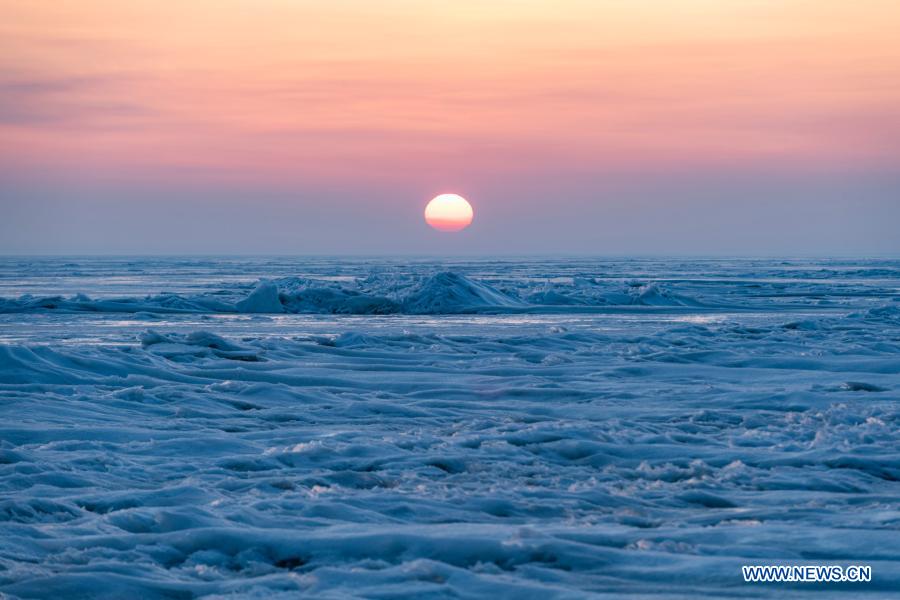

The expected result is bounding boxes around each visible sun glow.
[424,194,474,232]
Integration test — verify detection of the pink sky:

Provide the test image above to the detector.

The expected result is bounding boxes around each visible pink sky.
[1,1,899,254]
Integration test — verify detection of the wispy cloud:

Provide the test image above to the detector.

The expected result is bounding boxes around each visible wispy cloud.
[0,72,152,127]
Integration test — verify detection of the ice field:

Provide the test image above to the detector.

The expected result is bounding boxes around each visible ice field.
[0,257,898,598]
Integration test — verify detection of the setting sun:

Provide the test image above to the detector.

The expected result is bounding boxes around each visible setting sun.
[424,194,474,232]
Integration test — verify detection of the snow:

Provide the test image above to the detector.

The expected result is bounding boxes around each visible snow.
[0,257,898,598]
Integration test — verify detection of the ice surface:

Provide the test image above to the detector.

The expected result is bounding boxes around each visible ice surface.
[0,257,898,598]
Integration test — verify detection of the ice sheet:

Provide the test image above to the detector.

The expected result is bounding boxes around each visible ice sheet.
[0,257,898,598]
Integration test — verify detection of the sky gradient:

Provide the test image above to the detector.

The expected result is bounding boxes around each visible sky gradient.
[2,0,899,254]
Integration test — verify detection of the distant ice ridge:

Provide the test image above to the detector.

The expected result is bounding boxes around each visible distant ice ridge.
[0,271,714,315]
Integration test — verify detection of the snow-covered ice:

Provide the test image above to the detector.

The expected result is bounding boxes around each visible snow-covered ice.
[0,257,898,598]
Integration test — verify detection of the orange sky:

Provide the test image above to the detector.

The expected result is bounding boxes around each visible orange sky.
[3,0,899,184]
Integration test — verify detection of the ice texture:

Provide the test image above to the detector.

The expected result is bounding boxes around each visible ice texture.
[0,257,898,598]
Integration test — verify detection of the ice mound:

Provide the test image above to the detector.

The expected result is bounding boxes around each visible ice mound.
[236,280,283,313]
[268,272,525,314]
[140,330,264,361]
[402,272,526,314]
[627,283,703,307]
[276,278,400,314]
[318,331,383,347]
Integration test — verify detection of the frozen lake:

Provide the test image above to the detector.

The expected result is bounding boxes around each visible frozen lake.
[1,257,898,598]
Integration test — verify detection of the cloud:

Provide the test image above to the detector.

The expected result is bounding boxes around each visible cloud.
[0,72,151,127]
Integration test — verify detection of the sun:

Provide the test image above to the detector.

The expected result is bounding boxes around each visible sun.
[424,193,474,232]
